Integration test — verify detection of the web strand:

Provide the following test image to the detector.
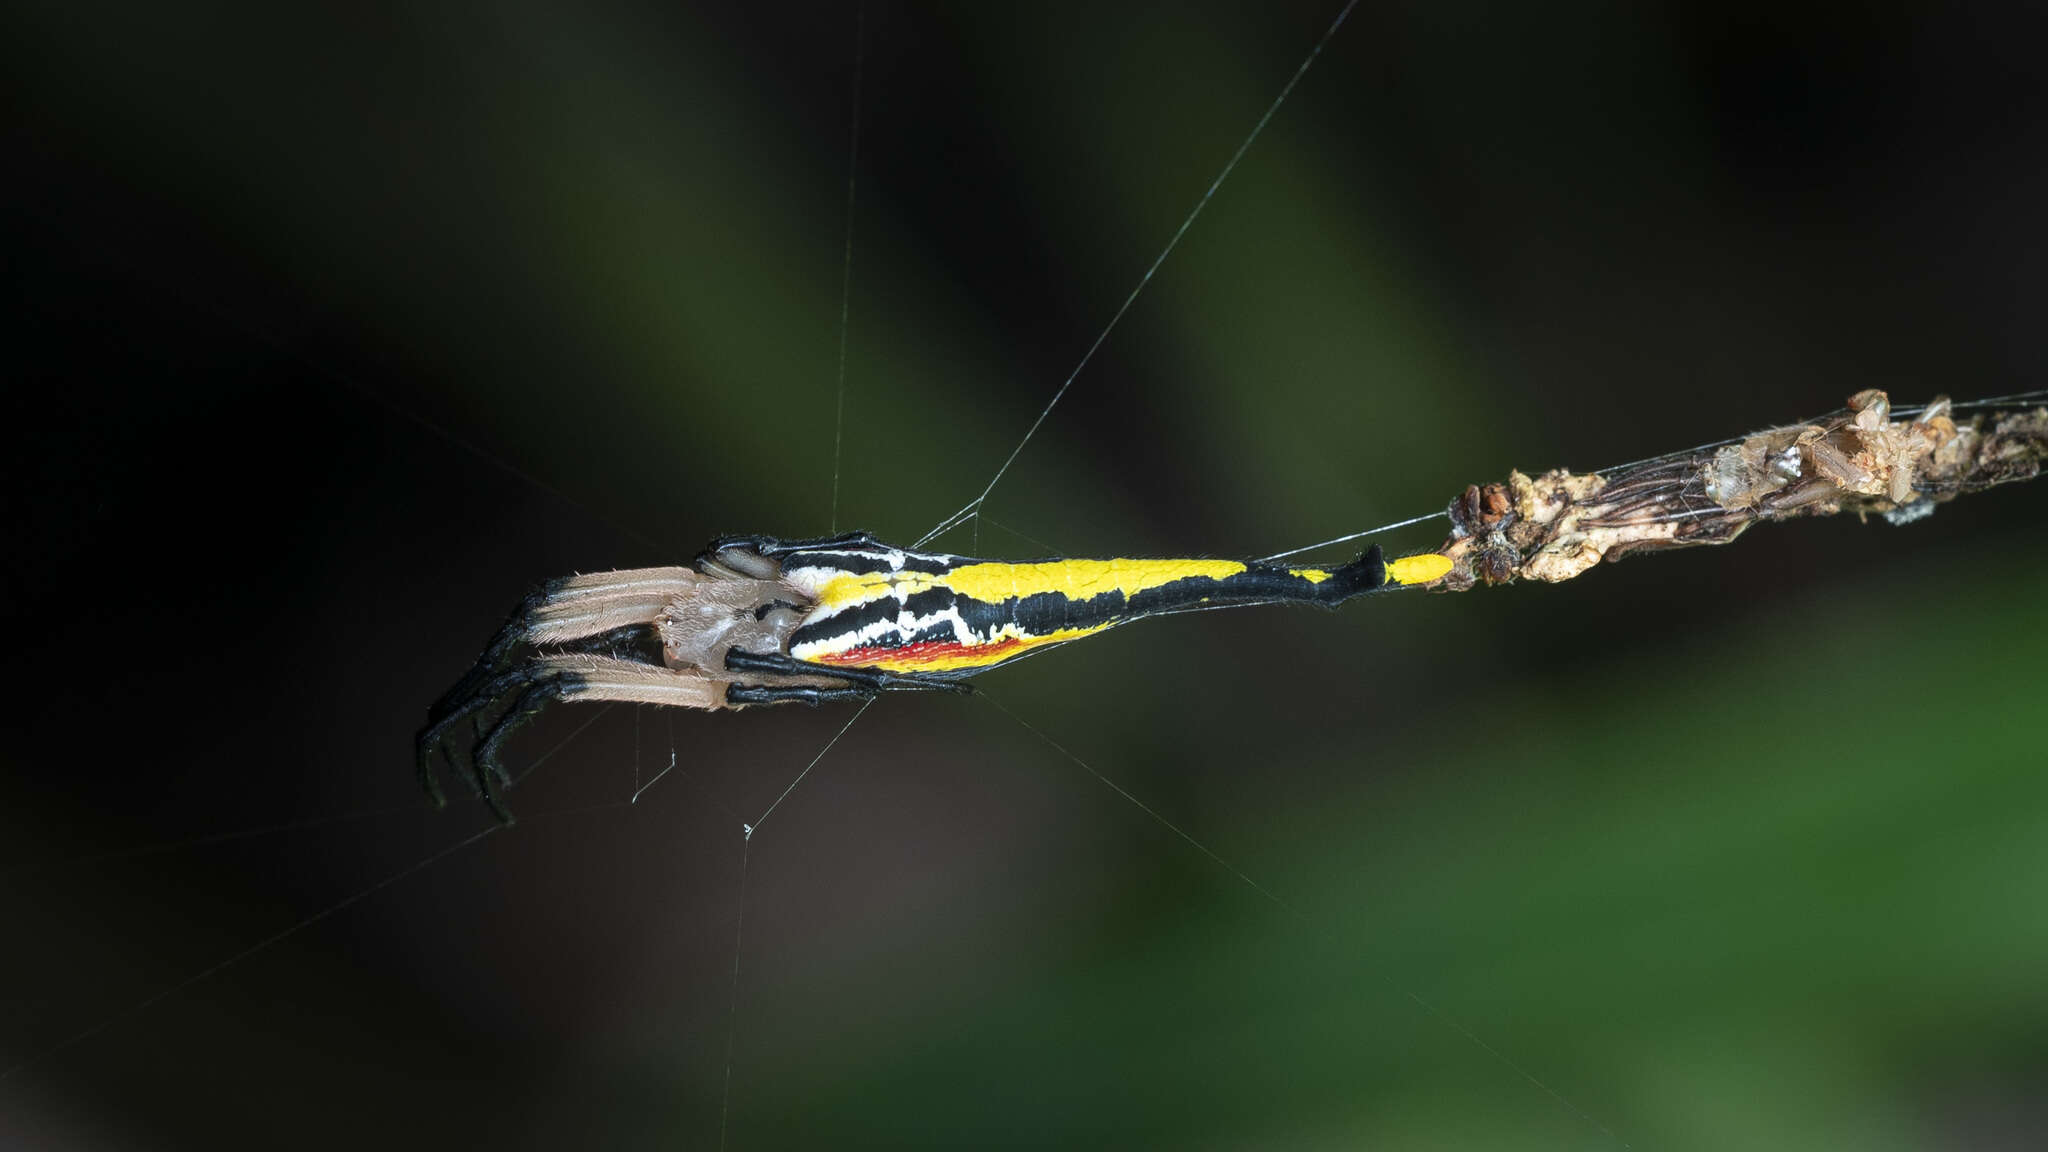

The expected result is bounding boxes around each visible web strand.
[748,697,875,839]
[168,281,665,553]
[4,820,504,1081]
[722,18,872,1145]
[629,711,744,821]
[914,0,1364,550]
[509,703,617,787]
[982,693,1285,905]
[828,5,867,534]
[719,838,751,1152]
[979,691,1629,1149]
[630,705,671,803]
[1,803,426,882]
[13,704,616,894]
[5,709,629,1086]
[1258,509,1449,563]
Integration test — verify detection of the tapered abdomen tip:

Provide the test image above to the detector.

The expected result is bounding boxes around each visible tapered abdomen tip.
[1386,552,1453,586]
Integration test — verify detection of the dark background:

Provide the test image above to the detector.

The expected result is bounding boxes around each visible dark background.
[6,3,2046,1148]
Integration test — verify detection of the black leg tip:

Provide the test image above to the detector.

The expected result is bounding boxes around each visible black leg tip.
[416,754,447,810]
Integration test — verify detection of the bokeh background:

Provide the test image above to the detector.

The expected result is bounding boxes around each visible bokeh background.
[7,3,2046,1148]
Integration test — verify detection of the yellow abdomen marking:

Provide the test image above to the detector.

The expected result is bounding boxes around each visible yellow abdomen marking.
[937,558,1247,604]
[1386,552,1453,585]
[812,570,903,612]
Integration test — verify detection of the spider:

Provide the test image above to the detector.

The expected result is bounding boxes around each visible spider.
[417,531,1454,821]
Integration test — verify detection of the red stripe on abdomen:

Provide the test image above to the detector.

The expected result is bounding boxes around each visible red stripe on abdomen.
[812,636,1027,670]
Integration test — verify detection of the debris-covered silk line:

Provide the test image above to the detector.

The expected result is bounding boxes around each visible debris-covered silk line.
[1420,390,2048,592]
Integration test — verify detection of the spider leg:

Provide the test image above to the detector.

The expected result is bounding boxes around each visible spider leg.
[418,665,553,809]
[702,531,886,560]
[726,682,882,707]
[523,568,710,646]
[427,568,709,727]
[471,681,568,822]
[419,659,605,810]
[432,654,731,822]
[723,649,975,694]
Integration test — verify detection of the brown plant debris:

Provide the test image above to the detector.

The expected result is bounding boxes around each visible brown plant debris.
[1427,390,2048,592]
